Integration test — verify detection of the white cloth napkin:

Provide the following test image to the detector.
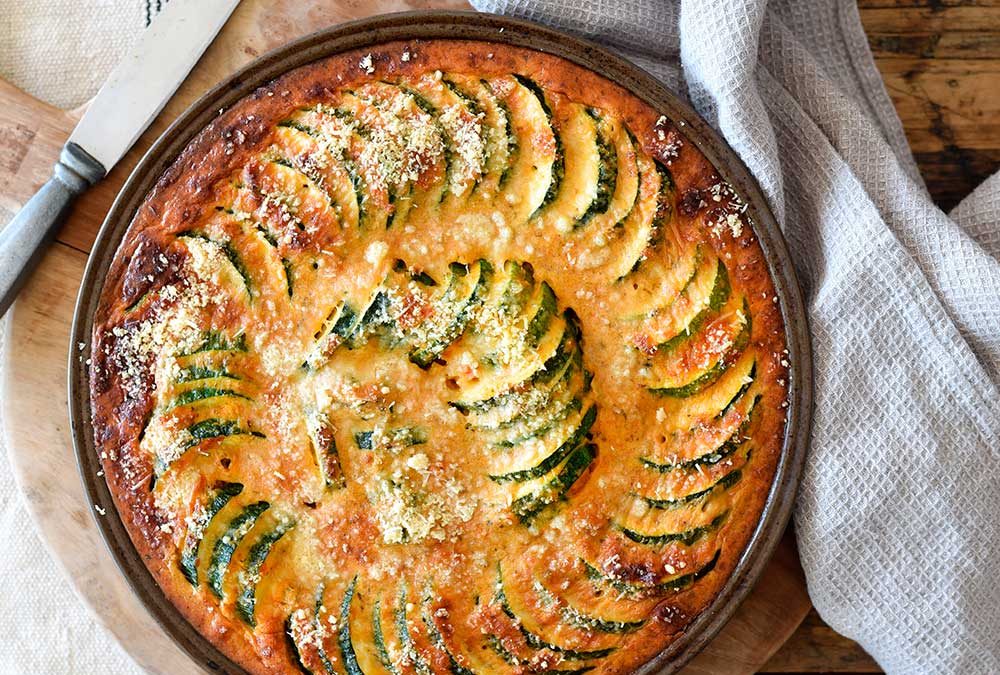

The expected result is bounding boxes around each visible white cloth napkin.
[471,0,1000,673]
[0,0,146,109]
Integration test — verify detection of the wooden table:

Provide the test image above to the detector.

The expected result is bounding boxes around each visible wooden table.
[759,1,999,671]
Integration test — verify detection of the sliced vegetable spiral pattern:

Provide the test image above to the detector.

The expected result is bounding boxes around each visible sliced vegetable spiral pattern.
[91,44,788,675]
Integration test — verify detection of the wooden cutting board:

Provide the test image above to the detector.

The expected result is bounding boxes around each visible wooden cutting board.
[0,1,811,673]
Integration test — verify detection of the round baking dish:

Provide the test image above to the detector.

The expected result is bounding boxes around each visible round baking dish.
[69,10,812,675]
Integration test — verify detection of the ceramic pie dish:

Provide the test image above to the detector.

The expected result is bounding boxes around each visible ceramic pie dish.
[69,11,811,675]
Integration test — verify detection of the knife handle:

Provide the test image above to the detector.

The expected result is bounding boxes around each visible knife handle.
[0,142,105,318]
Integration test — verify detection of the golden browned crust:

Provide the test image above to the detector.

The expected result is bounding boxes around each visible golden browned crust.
[89,40,789,675]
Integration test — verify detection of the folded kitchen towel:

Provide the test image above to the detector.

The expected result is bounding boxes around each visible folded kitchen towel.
[470,0,1000,672]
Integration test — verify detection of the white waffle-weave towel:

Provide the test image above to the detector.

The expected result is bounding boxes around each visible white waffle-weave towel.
[471,0,1000,672]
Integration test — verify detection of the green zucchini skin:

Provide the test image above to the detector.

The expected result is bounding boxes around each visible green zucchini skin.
[168,386,251,409]
[513,75,563,219]
[152,419,262,484]
[354,426,427,451]
[638,394,759,473]
[497,260,534,317]
[276,116,369,229]
[314,584,338,675]
[512,442,597,524]
[655,259,731,354]
[532,581,645,635]
[179,481,244,586]
[338,577,365,675]
[718,361,757,418]
[583,548,722,597]
[206,500,270,599]
[285,614,316,675]
[286,583,337,675]
[495,565,614,661]
[372,597,400,675]
[236,517,295,626]
[615,510,729,548]
[178,231,254,299]
[176,365,240,383]
[409,260,493,369]
[420,592,475,675]
[177,330,247,356]
[492,396,584,449]
[395,585,432,675]
[472,351,583,433]
[489,405,597,483]
[639,468,743,511]
[452,315,580,416]
[574,109,618,229]
[648,300,752,398]
[525,283,558,348]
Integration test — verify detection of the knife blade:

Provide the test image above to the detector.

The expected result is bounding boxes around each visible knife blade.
[69,0,241,171]
[0,0,241,318]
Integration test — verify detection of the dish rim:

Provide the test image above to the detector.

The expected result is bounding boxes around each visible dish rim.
[68,10,813,675]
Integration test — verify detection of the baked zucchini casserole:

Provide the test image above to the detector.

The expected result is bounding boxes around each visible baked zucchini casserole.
[88,40,789,675]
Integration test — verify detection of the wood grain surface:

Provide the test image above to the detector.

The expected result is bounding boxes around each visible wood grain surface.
[0,0,993,673]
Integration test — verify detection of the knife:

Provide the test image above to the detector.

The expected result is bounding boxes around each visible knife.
[0,0,241,318]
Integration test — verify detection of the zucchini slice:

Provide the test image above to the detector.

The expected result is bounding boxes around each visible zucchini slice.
[176,364,240,384]
[178,231,254,301]
[411,76,488,202]
[533,580,646,635]
[372,596,403,675]
[305,278,389,370]
[489,404,597,483]
[236,516,295,625]
[574,109,619,229]
[409,260,493,368]
[151,417,262,484]
[445,75,516,199]
[421,605,475,675]
[534,101,598,227]
[177,330,247,356]
[452,322,571,416]
[287,583,337,675]
[490,75,558,223]
[179,481,244,585]
[639,394,759,473]
[471,347,583,432]
[615,510,729,548]
[583,548,721,597]
[338,577,365,675]
[353,426,427,451]
[305,412,346,489]
[269,124,361,229]
[637,253,728,349]
[206,500,270,599]
[496,260,534,317]
[394,585,432,675]
[610,155,671,281]
[280,106,386,230]
[647,299,752,397]
[639,468,744,510]
[512,442,596,524]
[496,563,616,661]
